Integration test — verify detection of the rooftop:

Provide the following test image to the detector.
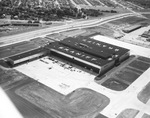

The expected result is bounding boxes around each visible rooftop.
[48,42,111,67]
[61,37,129,58]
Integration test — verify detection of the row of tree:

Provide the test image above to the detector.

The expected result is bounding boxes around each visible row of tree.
[0,0,114,21]
[0,7,104,21]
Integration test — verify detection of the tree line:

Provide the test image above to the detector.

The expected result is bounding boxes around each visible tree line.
[0,0,117,21]
[124,0,150,8]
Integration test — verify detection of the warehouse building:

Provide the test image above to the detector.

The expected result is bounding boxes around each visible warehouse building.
[122,24,142,33]
[6,48,48,66]
[46,36,130,75]
[48,42,115,75]
[46,37,129,75]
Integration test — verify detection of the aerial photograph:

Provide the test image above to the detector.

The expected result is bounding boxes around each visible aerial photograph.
[0,0,150,118]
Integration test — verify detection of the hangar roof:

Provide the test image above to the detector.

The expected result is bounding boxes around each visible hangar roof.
[61,37,129,58]
[60,38,112,59]
[48,42,113,67]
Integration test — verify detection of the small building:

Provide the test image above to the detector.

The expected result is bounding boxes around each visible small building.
[6,48,48,66]
[11,22,39,26]
[122,24,142,33]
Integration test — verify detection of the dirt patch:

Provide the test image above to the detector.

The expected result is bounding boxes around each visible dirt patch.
[116,109,139,118]
[15,82,110,118]
[138,82,150,104]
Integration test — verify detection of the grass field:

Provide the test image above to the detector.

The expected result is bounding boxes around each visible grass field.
[0,41,38,59]
[129,60,150,71]
[143,14,150,19]
[84,26,114,38]
[141,114,150,118]
[115,68,140,83]
[0,25,43,37]
[116,109,139,118]
[109,16,147,25]
[138,82,150,104]
[102,78,128,91]
[0,66,57,118]
[0,67,28,89]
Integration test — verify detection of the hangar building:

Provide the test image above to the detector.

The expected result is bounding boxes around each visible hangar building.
[48,42,115,74]
[47,37,130,75]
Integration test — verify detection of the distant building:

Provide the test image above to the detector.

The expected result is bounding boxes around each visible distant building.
[11,22,40,26]
[122,24,142,33]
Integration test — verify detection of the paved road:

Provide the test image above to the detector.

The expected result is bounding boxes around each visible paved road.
[0,13,139,47]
